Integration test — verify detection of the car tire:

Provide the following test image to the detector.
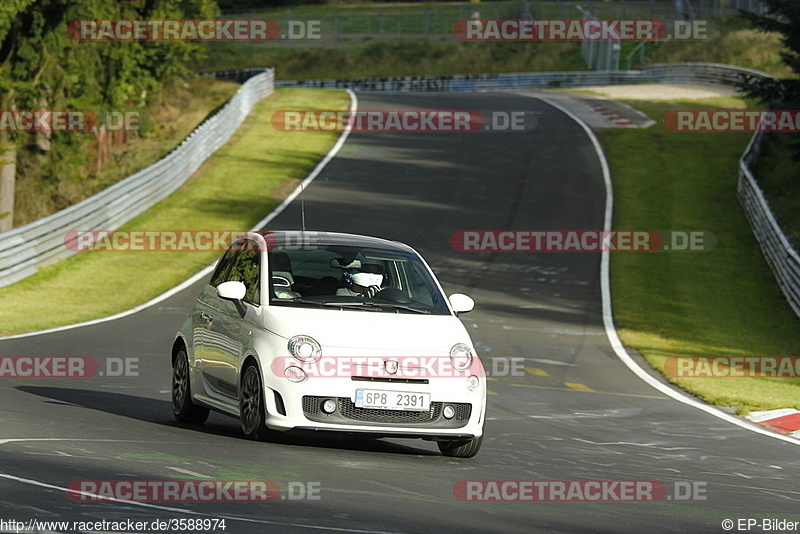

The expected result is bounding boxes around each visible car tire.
[240,364,273,441]
[172,347,210,424]
[437,434,483,458]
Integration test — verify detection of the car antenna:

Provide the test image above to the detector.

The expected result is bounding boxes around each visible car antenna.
[300,182,306,233]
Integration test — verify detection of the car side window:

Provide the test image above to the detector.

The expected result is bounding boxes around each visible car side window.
[225,245,260,306]
[210,248,238,287]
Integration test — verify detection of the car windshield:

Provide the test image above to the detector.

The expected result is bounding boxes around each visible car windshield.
[268,244,450,315]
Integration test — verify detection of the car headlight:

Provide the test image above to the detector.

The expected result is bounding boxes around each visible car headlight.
[288,335,322,363]
[450,343,474,371]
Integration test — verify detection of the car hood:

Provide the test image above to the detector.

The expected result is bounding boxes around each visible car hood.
[261,306,472,355]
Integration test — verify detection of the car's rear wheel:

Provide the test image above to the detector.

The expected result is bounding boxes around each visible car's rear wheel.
[172,347,210,424]
[438,434,483,458]
[240,364,273,441]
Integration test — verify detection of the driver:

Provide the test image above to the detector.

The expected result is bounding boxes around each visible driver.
[336,262,384,298]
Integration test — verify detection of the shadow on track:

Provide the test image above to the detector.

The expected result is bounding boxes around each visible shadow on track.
[16,386,439,456]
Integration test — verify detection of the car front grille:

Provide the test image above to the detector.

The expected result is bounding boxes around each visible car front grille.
[339,398,442,423]
[302,396,472,427]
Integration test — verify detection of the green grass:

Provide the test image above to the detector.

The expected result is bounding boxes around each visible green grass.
[601,100,800,414]
[0,88,349,336]
[197,40,586,79]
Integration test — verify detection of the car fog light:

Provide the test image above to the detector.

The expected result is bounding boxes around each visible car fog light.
[322,399,337,413]
[467,375,479,391]
[443,405,455,419]
[285,366,307,383]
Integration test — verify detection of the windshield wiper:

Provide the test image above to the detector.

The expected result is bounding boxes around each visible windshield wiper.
[338,301,430,314]
[274,298,345,308]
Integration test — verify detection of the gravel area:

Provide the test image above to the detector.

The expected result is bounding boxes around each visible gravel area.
[576,83,739,100]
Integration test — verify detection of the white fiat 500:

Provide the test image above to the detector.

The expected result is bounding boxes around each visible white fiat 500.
[171,230,486,457]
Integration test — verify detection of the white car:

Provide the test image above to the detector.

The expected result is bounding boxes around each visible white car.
[171,231,486,457]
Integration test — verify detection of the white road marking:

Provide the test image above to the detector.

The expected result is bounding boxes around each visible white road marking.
[166,466,213,479]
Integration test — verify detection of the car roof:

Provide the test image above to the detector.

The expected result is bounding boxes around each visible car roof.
[253,230,417,254]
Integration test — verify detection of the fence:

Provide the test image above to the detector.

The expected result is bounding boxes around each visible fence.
[274,62,768,91]
[0,68,274,289]
[738,133,800,317]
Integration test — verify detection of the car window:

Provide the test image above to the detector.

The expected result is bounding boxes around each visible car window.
[210,248,238,287]
[402,260,439,308]
[268,245,449,314]
[225,243,260,306]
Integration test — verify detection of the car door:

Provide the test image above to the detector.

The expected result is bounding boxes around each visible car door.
[192,247,237,387]
[200,241,261,400]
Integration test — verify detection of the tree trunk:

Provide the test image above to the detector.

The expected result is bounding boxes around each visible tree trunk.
[0,144,15,232]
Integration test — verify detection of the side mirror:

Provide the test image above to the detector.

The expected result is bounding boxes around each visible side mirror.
[217,280,246,301]
[449,293,475,315]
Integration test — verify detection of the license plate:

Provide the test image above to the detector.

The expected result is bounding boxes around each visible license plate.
[354,389,430,412]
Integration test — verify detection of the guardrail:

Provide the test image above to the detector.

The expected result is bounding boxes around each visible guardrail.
[0,68,274,288]
[738,132,800,317]
[274,62,770,91]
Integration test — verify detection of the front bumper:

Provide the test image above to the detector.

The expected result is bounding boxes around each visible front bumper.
[261,375,486,438]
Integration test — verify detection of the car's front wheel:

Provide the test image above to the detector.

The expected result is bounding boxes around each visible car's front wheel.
[240,364,273,441]
[438,434,483,458]
[172,347,210,424]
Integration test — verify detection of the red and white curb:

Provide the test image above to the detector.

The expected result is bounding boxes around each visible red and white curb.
[745,409,800,438]
[577,98,636,127]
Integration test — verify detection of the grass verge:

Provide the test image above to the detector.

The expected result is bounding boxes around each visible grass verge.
[600,99,800,414]
[0,88,349,336]
[197,40,586,79]
[13,78,241,227]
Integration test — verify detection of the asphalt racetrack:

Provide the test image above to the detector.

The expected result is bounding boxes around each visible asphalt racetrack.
[1,92,798,533]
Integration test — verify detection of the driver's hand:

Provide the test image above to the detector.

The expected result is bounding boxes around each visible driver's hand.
[363,285,381,298]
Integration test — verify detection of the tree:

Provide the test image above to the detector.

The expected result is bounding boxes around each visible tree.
[739,0,800,160]
[738,0,800,106]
